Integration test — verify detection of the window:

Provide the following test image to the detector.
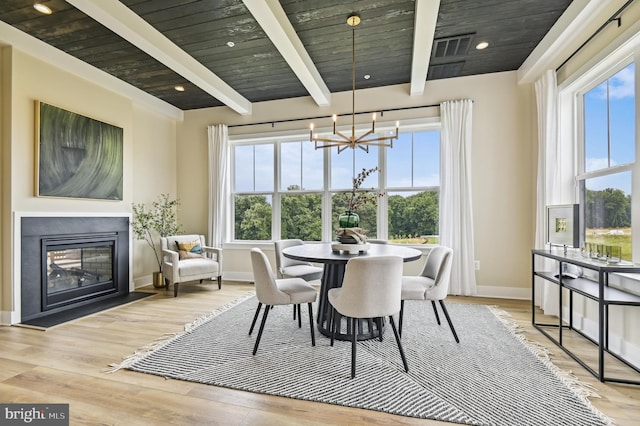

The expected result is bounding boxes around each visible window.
[280,141,324,240]
[231,125,440,243]
[331,146,380,238]
[578,63,635,260]
[386,131,440,244]
[233,144,273,241]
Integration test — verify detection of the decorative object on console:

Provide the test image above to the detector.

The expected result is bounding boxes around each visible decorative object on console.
[581,242,622,264]
[131,194,182,288]
[36,101,123,200]
[546,204,579,248]
[607,245,622,264]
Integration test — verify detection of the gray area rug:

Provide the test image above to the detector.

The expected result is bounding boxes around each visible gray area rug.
[109,294,611,425]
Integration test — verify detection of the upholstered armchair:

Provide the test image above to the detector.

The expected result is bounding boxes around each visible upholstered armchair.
[160,234,223,297]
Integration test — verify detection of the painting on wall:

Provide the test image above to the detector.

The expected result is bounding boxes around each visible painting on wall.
[36,101,123,200]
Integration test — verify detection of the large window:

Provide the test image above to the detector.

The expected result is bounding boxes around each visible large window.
[234,144,273,241]
[386,131,440,244]
[280,140,324,240]
[231,126,440,243]
[578,63,635,260]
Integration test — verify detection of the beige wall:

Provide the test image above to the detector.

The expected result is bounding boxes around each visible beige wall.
[11,49,133,212]
[0,47,11,313]
[178,71,536,297]
[130,105,178,283]
[0,47,178,319]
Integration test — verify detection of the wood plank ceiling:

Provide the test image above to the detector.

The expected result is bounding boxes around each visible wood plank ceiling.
[0,0,573,112]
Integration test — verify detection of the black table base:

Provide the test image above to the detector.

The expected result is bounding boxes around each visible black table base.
[316,263,384,341]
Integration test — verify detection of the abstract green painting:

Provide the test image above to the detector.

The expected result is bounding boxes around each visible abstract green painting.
[36,102,123,200]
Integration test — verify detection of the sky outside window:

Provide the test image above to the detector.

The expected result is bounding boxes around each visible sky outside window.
[387,131,440,188]
[280,141,323,191]
[583,62,635,194]
[234,144,274,192]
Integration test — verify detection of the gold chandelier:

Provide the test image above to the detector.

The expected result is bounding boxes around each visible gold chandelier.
[309,13,398,153]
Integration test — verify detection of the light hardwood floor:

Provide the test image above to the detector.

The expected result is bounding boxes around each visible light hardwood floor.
[2,281,639,425]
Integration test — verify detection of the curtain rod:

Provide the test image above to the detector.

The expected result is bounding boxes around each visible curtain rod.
[556,0,635,72]
[227,103,440,128]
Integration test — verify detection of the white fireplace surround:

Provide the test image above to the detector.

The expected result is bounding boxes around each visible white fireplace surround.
[5,211,133,326]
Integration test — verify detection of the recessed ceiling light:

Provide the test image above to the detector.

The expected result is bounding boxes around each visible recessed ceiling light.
[33,3,52,15]
[363,74,371,80]
[174,85,185,92]
[476,41,489,50]
[227,41,235,48]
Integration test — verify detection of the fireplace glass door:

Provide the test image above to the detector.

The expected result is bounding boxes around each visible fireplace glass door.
[43,237,117,310]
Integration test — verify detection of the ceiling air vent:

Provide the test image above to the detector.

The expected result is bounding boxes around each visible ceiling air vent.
[428,62,465,80]
[433,34,473,58]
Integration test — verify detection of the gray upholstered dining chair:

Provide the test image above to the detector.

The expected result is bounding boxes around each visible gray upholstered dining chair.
[367,239,388,244]
[328,255,408,378]
[249,248,317,355]
[161,234,223,297]
[274,239,323,320]
[274,239,323,281]
[399,246,459,343]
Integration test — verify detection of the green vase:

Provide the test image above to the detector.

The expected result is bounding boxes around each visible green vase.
[339,211,359,228]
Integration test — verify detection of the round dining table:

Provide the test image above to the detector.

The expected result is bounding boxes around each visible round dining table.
[282,242,422,341]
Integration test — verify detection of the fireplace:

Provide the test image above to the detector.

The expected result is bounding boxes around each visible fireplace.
[21,216,129,323]
[43,235,117,311]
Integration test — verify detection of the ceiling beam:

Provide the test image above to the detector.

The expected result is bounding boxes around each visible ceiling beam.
[410,0,440,96]
[242,0,331,107]
[0,20,183,121]
[66,0,252,115]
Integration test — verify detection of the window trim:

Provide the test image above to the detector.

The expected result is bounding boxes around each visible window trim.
[561,45,638,261]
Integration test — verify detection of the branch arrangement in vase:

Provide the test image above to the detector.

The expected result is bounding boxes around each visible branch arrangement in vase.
[342,166,385,213]
[131,193,182,272]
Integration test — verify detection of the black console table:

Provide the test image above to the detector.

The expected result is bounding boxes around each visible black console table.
[532,249,640,385]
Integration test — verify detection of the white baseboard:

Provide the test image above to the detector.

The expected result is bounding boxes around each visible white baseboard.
[0,310,20,326]
[133,275,153,289]
[475,285,531,300]
[223,271,254,283]
[564,309,640,369]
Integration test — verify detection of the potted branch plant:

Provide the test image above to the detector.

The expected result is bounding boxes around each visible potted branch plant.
[132,193,182,288]
[339,166,384,228]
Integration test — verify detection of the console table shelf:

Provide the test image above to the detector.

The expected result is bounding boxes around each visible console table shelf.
[532,249,640,385]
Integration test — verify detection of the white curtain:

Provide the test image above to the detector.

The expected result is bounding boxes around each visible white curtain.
[440,99,477,295]
[534,70,561,315]
[208,124,230,248]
